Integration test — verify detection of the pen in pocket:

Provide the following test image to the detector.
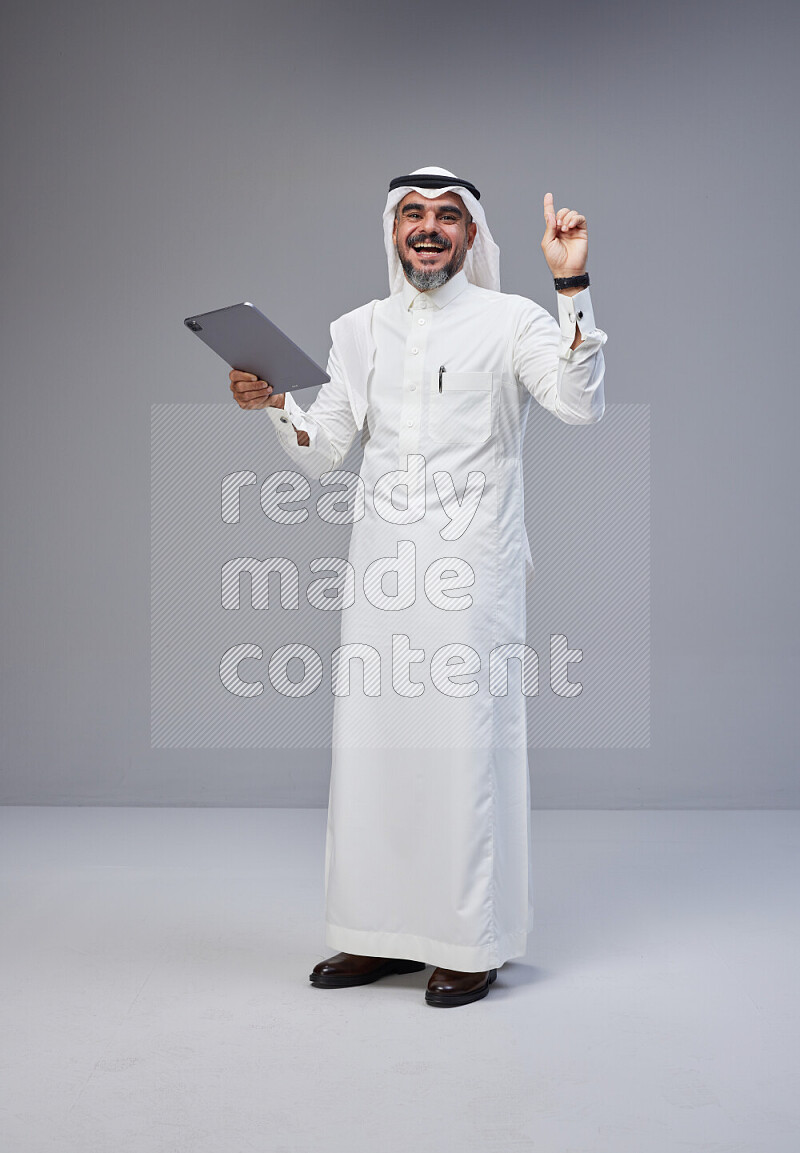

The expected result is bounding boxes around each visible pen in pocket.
[438,365,446,392]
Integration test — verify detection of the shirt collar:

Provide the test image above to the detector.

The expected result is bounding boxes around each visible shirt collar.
[400,268,470,311]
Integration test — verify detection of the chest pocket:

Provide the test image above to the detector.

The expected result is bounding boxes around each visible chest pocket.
[430,371,493,444]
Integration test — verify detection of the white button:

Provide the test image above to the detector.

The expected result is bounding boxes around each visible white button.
[406,419,413,427]
[411,347,419,355]
[410,385,416,391]
[418,318,426,326]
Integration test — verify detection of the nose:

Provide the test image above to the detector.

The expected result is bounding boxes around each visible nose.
[420,207,439,233]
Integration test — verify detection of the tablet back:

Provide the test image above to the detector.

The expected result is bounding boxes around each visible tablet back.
[184,302,328,393]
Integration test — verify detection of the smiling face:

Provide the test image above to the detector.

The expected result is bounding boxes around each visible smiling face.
[392,191,478,291]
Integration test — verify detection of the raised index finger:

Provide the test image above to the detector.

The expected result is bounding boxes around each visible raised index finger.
[543,192,555,220]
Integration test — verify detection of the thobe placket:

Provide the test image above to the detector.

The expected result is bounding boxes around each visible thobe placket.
[396,293,429,466]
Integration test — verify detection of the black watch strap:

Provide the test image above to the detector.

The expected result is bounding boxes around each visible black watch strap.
[553,273,590,290]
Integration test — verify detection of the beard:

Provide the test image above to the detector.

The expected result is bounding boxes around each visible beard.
[396,229,470,291]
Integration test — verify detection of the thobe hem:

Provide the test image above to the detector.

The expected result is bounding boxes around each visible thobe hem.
[324,907,534,971]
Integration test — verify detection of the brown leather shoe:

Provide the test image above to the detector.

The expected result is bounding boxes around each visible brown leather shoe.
[425,966,498,1007]
[309,951,427,988]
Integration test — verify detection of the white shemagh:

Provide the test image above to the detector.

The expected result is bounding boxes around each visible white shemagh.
[383,165,501,295]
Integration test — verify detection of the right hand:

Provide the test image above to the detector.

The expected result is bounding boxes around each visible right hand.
[228,370,310,446]
[229,369,284,410]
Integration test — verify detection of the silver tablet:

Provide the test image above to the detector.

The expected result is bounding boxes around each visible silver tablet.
[184,302,328,393]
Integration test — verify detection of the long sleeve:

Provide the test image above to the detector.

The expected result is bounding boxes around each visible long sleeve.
[266,339,361,480]
[513,287,607,425]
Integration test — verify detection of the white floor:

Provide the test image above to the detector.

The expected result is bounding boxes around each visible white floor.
[0,807,798,1153]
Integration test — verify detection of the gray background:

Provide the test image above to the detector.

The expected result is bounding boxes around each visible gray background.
[1,0,797,805]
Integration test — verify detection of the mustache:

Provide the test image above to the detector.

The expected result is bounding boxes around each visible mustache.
[406,232,452,251]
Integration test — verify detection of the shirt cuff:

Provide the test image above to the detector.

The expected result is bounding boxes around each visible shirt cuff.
[263,403,303,448]
[283,391,305,424]
[270,391,313,444]
[278,392,311,435]
[264,397,338,480]
[557,286,598,346]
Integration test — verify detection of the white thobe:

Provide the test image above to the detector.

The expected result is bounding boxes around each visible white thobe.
[268,269,607,969]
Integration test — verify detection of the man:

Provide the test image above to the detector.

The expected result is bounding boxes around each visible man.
[230,167,606,1007]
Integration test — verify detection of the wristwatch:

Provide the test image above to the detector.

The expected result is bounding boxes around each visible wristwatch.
[553,273,590,290]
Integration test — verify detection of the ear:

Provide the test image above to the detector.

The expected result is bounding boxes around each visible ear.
[392,215,398,243]
[466,220,478,250]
